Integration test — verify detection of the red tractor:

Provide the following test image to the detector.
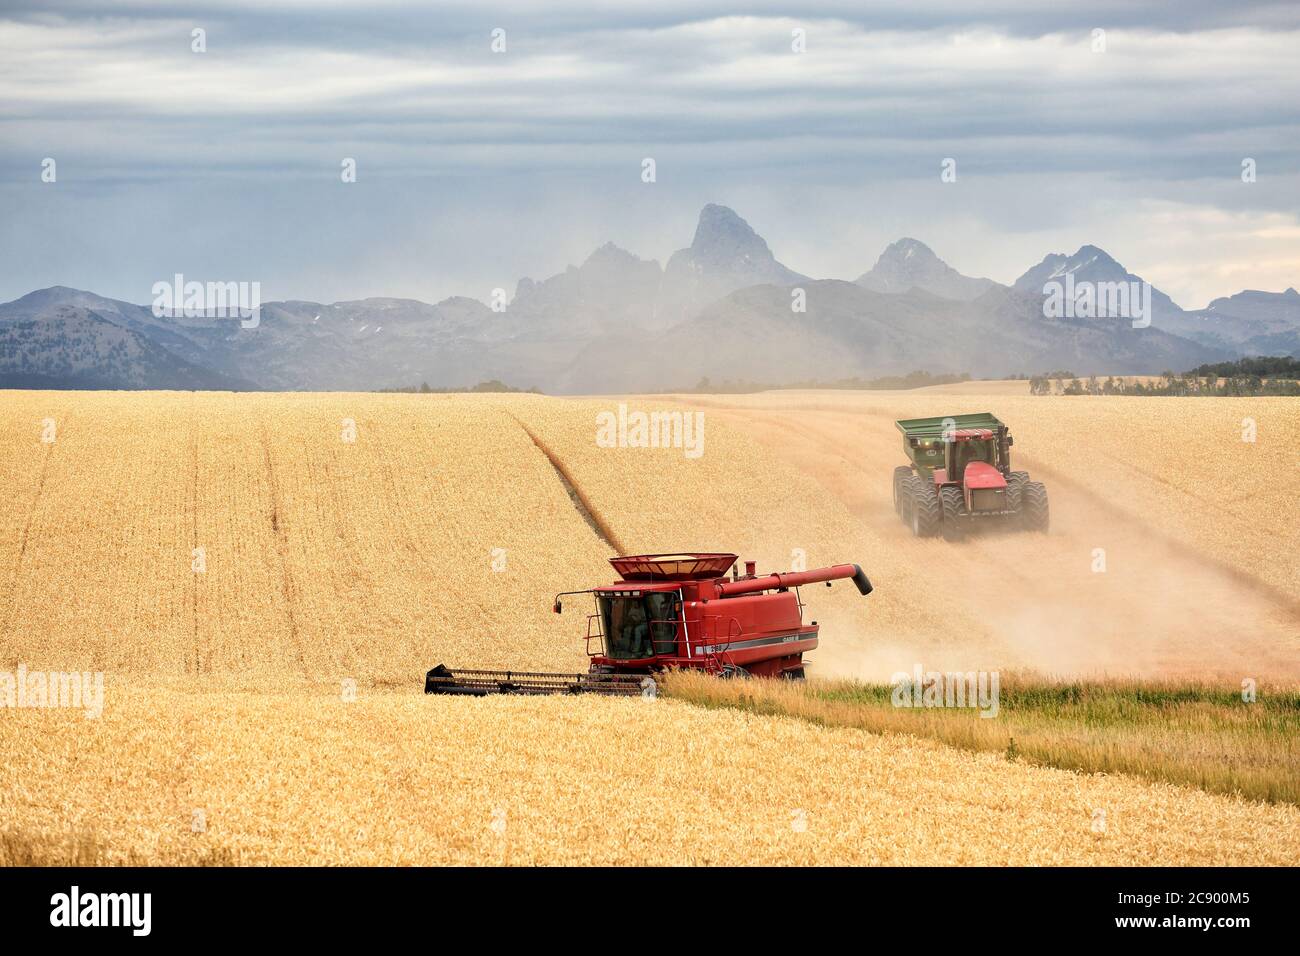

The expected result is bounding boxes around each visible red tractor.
[425,553,871,695]
[894,413,1049,540]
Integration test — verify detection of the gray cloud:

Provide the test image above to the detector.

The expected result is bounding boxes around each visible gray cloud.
[1,3,1297,309]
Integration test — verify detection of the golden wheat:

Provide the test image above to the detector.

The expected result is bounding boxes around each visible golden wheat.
[0,389,1296,866]
[0,391,599,681]
[2,684,1298,866]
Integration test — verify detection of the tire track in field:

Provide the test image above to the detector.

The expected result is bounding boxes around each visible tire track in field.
[189,429,202,674]
[507,414,627,554]
[0,436,55,652]
[258,426,307,674]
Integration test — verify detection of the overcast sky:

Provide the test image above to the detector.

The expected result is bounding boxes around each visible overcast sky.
[2,1,1298,309]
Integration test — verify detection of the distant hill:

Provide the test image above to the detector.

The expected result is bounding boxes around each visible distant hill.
[571,280,1226,394]
[1191,288,1300,356]
[0,298,251,390]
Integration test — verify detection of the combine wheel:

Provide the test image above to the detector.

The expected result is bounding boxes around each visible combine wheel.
[1022,481,1050,532]
[782,667,807,681]
[909,480,941,538]
[892,466,913,516]
[939,486,965,541]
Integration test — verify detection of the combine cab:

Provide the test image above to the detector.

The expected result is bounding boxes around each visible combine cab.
[426,552,872,695]
[893,413,1048,540]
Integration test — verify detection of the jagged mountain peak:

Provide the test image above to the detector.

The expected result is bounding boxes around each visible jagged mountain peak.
[856,238,996,302]
[690,204,769,256]
[1061,245,1119,271]
[582,241,655,270]
[878,237,938,260]
[664,204,805,291]
[1015,244,1135,287]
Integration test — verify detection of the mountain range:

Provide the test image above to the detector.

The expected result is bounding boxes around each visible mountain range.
[3,205,1297,392]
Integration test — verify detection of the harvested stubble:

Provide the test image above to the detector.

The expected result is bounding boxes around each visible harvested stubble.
[683,390,1300,606]
[669,390,1300,682]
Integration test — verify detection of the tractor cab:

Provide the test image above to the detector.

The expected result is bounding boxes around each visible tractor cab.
[552,554,738,667]
[945,428,998,483]
[895,414,1014,485]
[595,587,679,659]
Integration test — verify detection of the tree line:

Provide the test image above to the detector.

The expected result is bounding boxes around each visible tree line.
[1030,358,1300,397]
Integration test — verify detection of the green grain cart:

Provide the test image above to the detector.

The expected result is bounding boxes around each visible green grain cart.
[893,413,1048,540]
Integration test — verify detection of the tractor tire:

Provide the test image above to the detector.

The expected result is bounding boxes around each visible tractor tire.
[1005,479,1021,514]
[893,466,913,516]
[898,475,917,527]
[908,479,941,538]
[782,666,807,681]
[1006,470,1028,501]
[1005,470,1028,517]
[939,486,965,541]
[1021,481,1050,532]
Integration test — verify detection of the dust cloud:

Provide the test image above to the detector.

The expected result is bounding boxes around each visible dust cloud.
[700,396,1300,685]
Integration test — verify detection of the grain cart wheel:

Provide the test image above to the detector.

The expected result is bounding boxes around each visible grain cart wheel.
[893,466,913,516]
[1022,481,1050,532]
[909,480,941,538]
[939,486,965,541]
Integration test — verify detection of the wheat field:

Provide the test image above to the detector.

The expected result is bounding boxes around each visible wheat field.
[4,687,1299,866]
[672,390,1300,680]
[0,389,1297,865]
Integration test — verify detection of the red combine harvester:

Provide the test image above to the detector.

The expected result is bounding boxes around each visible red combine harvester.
[425,553,872,696]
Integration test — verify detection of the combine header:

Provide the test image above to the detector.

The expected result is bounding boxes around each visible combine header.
[425,553,872,696]
[893,412,1049,540]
